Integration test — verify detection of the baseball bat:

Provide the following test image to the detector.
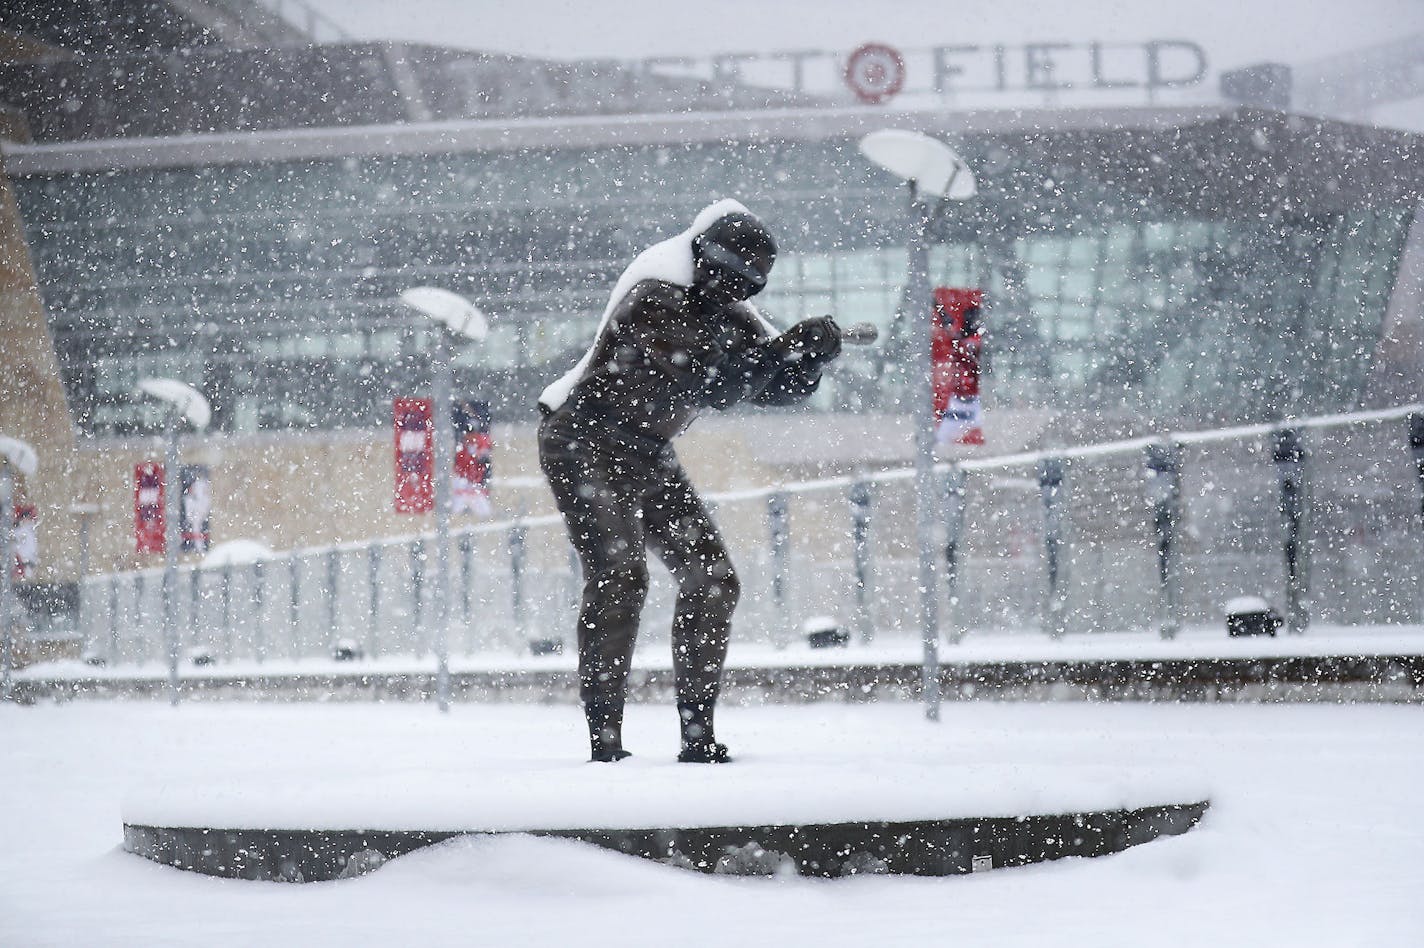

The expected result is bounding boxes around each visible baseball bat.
[841,322,879,345]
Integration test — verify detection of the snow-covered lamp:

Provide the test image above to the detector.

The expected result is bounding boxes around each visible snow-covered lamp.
[398,287,490,713]
[858,129,977,723]
[133,378,211,706]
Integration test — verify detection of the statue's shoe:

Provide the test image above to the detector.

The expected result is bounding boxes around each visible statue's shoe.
[677,742,731,764]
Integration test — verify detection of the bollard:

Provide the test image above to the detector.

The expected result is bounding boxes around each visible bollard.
[289,555,302,660]
[1037,457,1071,639]
[252,559,266,663]
[509,522,527,643]
[848,480,874,645]
[1144,442,1184,640]
[942,466,969,646]
[367,544,382,660]
[767,491,791,648]
[1273,427,1311,635]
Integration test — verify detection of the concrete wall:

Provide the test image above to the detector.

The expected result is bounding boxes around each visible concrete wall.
[0,163,80,585]
[64,412,940,577]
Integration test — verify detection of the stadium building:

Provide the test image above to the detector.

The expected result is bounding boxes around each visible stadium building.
[1,1,1421,604]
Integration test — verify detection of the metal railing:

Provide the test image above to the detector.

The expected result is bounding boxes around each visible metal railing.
[73,404,1424,698]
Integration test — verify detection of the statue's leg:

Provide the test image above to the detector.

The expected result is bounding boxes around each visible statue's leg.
[540,424,648,762]
[644,460,739,763]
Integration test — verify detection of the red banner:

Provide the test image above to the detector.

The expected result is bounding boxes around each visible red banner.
[394,397,434,514]
[134,462,165,554]
[931,287,985,446]
[12,503,37,581]
[453,398,493,517]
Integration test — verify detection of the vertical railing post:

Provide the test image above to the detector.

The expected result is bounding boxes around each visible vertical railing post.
[561,542,580,655]
[848,479,874,645]
[459,533,474,625]
[1410,414,1424,622]
[220,562,233,662]
[458,532,475,654]
[108,575,121,665]
[288,554,302,660]
[367,544,382,660]
[410,538,425,655]
[1410,413,1424,526]
[1145,441,1184,640]
[768,491,791,648]
[251,559,266,664]
[1038,457,1071,639]
[133,573,149,662]
[942,466,969,646]
[188,567,201,660]
[326,548,341,657]
[509,521,527,647]
[1273,427,1311,634]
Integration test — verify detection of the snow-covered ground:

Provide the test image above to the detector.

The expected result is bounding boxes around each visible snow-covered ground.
[1,701,1421,947]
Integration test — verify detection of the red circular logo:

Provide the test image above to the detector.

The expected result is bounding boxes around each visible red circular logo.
[844,43,906,104]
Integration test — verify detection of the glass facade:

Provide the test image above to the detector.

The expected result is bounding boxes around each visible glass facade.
[14,129,1413,436]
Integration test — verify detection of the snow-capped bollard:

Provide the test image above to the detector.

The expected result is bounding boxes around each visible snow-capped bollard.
[528,637,563,657]
[1225,595,1283,637]
[332,638,363,661]
[1272,428,1310,635]
[802,616,848,649]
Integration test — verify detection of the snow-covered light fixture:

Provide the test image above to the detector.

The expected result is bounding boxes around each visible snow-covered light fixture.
[0,435,38,479]
[135,377,211,431]
[133,377,210,707]
[398,286,490,713]
[400,286,489,342]
[857,128,978,724]
[859,129,976,201]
